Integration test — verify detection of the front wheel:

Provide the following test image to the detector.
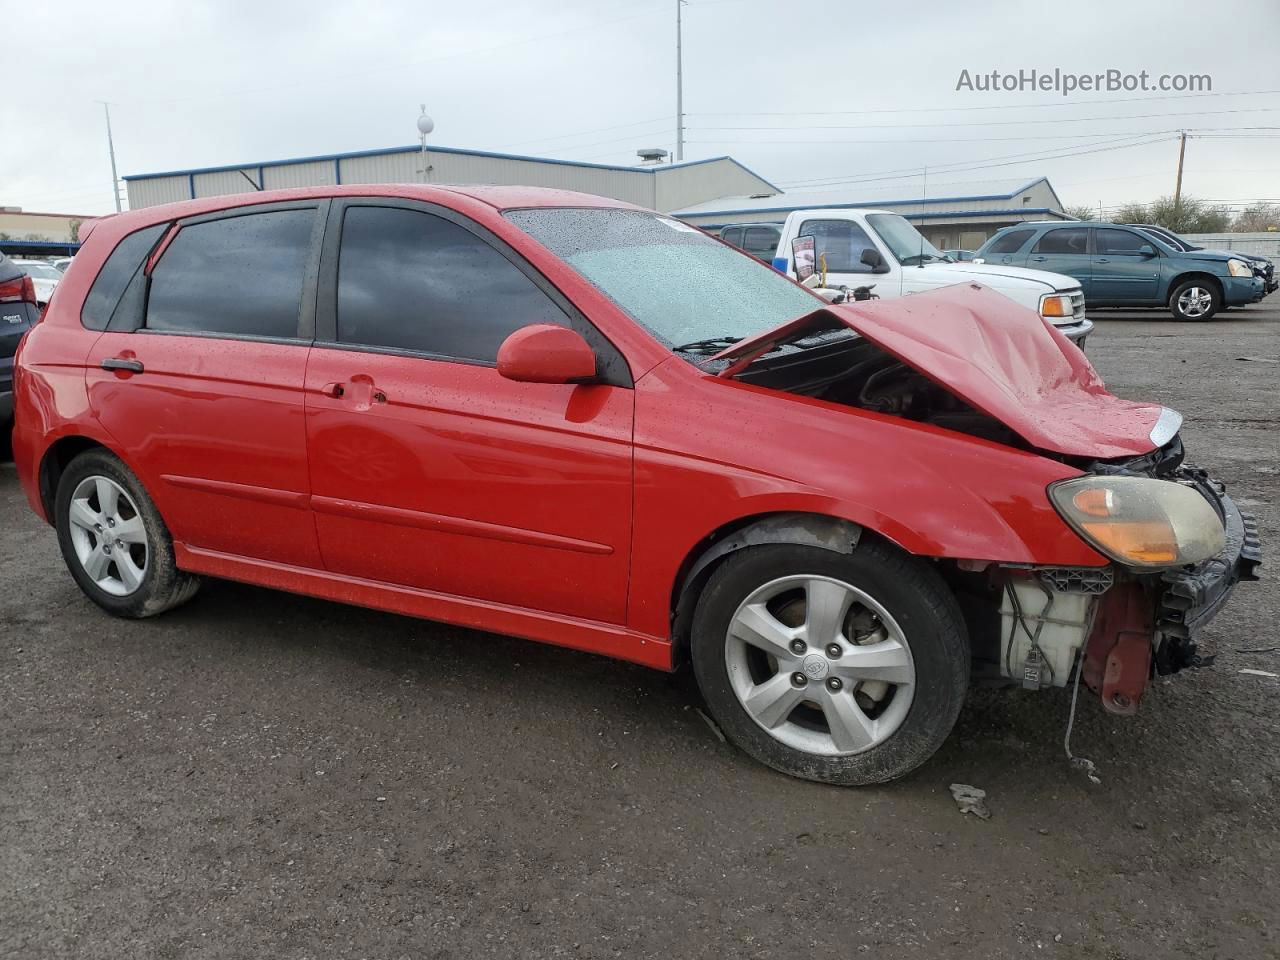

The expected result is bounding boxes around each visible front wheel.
[1169,280,1220,321]
[691,540,968,785]
[55,449,201,618]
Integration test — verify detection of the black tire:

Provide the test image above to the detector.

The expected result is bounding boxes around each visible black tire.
[54,448,200,618]
[691,540,968,786]
[1168,278,1221,321]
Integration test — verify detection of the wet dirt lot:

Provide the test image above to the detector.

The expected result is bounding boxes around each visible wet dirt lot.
[2,304,1278,959]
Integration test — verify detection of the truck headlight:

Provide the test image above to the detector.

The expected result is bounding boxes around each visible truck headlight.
[1228,259,1253,278]
[1049,476,1225,568]
[1040,293,1073,318]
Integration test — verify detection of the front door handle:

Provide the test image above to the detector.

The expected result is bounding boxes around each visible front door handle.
[1030,256,1047,262]
[100,357,144,374]
[1095,258,1110,263]
[320,381,345,398]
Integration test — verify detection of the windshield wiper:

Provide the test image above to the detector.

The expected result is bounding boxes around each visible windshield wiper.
[671,336,743,356]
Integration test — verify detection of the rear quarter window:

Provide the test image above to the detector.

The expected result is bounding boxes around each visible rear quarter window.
[80,224,167,331]
[984,228,1033,256]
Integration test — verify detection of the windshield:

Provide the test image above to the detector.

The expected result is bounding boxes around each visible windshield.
[866,213,947,266]
[505,208,821,350]
[19,262,61,280]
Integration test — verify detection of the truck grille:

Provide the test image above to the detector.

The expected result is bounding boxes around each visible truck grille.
[1071,291,1086,320]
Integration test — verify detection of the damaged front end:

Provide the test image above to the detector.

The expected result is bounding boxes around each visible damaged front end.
[710,284,1262,715]
[971,447,1262,714]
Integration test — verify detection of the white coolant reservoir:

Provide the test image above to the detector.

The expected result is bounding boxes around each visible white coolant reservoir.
[999,578,1099,689]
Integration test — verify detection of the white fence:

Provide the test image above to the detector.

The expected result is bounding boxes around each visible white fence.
[1181,232,1280,257]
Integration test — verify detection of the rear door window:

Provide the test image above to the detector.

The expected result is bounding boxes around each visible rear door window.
[334,205,568,363]
[1032,228,1089,255]
[146,209,315,339]
[797,219,878,273]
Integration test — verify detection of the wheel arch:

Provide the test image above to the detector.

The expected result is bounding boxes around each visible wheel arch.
[669,511,869,664]
[1169,271,1223,303]
[38,435,115,526]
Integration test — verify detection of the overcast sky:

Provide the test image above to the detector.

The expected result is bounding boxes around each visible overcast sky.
[3,0,1278,217]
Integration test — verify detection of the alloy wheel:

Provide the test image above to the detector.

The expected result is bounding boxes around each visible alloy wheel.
[1177,286,1214,318]
[66,475,149,597]
[724,575,915,756]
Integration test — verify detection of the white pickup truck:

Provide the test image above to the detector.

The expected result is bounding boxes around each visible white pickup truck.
[765,209,1094,345]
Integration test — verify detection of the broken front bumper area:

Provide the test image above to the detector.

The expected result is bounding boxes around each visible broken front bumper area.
[1083,482,1262,714]
[1153,486,1263,673]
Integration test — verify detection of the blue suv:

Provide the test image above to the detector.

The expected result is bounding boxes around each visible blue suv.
[976,221,1265,321]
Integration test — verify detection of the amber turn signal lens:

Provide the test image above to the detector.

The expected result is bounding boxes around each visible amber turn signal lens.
[1040,295,1071,318]
[1079,521,1178,565]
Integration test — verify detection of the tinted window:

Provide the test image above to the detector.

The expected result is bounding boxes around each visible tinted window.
[1033,227,1088,255]
[743,226,780,259]
[147,210,313,338]
[81,223,166,331]
[799,219,878,273]
[336,206,567,362]
[720,227,743,248]
[1096,228,1151,255]
[985,228,1033,255]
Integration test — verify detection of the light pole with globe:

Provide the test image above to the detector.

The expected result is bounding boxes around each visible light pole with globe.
[417,106,434,184]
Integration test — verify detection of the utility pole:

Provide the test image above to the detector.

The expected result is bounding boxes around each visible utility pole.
[99,101,121,213]
[675,0,685,162]
[1173,130,1187,210]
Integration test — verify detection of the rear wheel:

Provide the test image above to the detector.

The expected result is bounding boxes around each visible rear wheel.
[691,540,968,785]
[55,449,200,618]
[1169,279,1220,321]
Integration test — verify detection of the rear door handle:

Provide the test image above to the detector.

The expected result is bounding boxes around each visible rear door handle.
[1095,258,1110,263]
[320,381,345,398]
[100,357,144,374]
[1030,256,1047,262]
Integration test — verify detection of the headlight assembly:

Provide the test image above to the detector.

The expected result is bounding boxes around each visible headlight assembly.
[1049,476,1225,568]
[1228,259,1253,278]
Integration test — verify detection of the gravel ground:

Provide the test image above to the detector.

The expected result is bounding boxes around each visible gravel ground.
[2,303,1278,959]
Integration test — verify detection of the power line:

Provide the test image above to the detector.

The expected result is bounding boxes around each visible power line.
[688,88,1280,117]
[774,134,1172,190]
[689,106,1280,132]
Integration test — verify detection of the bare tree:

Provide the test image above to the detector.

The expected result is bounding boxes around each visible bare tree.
[1232,203,1280,233]
[1062,205,1097,221]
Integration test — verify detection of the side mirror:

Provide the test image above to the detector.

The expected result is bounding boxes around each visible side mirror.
[1138,243,1157,259]
[860,247,890,273]
[497,324,597,385]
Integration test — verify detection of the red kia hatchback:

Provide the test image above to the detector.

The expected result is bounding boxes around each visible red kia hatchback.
[12,185,1260,785]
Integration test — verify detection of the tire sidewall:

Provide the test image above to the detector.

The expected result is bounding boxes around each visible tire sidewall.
[1170,280,1220,321]
[54,450,176,618]
[691,542,968,786]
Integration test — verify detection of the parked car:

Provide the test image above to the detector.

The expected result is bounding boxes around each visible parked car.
[769,209,1093,346]
[53,256,75,273]
[1125,223,1277,297]
[10,258,62,305]
[976,221,1265,321]
[0,252,41,434]
[718,222,783,262]
[12,186,1260,785]
[942,248,976,262]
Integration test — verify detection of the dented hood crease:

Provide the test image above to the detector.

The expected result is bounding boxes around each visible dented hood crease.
[709,283,1163,459]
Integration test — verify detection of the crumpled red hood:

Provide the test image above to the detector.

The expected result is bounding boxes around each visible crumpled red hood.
[712,283,1166,459]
